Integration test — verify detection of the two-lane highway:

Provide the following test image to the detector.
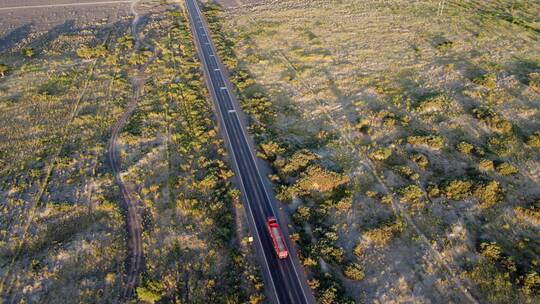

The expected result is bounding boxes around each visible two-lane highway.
[184,0,315,303]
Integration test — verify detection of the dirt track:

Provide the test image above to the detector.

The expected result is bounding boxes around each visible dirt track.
[107,76,144,300]
[106,1,161,299]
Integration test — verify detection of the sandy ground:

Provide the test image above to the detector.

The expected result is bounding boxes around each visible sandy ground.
[0,0,131,53]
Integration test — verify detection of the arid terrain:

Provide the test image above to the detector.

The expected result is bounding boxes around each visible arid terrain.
[208,0,540,303]
[1,0,539,303]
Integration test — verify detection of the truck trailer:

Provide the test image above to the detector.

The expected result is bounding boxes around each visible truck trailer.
[266,216,289,259]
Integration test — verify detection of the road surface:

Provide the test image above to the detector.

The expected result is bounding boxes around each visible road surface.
[184,0,315,303]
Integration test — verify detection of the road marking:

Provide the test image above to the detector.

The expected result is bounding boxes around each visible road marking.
[0,0,131,11]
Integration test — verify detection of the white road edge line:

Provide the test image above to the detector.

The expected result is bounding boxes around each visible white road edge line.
[186,1,281,303]
[0,1,131,11]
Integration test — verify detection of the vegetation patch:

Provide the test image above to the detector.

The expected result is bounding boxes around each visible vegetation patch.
[407,134,446,150]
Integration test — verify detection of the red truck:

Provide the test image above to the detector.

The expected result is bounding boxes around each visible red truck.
[266,216,289,259]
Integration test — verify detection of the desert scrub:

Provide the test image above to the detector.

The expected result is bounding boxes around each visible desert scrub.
[343,262,365,281]
[414,93,451,114]
[474,181,503,208]
[522,272,540,296]
[76,45,108,59]
[258,140,285,161]
[513,202,540,226]
[473,107,513,134]
[479,159,495,171]
[472,73,497,89]
[314,228,344,263]
[410,153,429,169]
[0,63,8,77]
[496,163,519,176]
[480,242,503,260]
[527,72,540,93]
[457,141,475,155]
[467,240,529,304]
[394,166,420,180]
[136,279,165,304]
[22,47,34,58]
[399,184,423,203]
[526,131,540,150]
[361,219,405,248]
[407,134,446,150]
[292,165,349,196]
[487,134,519,157]
[467,260,521,304]
[444,180,473,200]
[277,149,318,175]
[369,147,392,161]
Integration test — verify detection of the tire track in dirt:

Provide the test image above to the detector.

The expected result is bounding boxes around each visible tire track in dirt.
[107,0,162,300]
[107,75,145,300]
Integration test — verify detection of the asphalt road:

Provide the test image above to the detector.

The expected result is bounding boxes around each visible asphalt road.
[184,0,315,303]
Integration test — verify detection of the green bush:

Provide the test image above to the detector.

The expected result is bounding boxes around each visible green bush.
[474,181,503,208]
[526,131,540,150]
[467,260,518,304]
[22,47,34,58]
[496,163,518,176]
[514,203,540,226]
[479,159,495,171]
[410,153,429,169]
[294,166,349,194]
[407,135,446,150]
[457,141,475,155]
[136,279,165,304]
[487,134,518,157]
[280,150,318,175]
[76,45,107,59]
[394,166,420,180]
[343,262,365,281]
[473,73,497,89]
[445,180,472,200]
[118,34,134,49]
[0,63,8,77]
[259,140,284,160]
[527,72,540,93]
[473,107,513,134]
[522,271,540,295]
[399,184,423,203]
[480,242,502,260]
[369,147,392,161]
